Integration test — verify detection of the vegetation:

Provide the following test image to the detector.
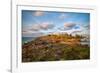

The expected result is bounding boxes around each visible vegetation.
[22,34,90,62]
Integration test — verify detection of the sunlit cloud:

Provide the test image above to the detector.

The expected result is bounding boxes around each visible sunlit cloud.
[23,22,54,31]
[22,22,55,37]
[59,13,67,19]
[30,24,41,31]
[30,22,54,31]
[33,11,45,16]
[71,30,82,34]
[64,23,76,28]
[22,10,90,37]
[22,26,44,37]
[59,22,77,30]
[83,24,90,30]
[70,24,90,36]
[22,31,44,37]
[40,22,54,30]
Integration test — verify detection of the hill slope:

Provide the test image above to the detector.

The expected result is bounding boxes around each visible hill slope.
[22,34,90,62]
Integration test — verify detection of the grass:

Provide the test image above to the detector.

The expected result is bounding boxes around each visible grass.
[22,34,90,62]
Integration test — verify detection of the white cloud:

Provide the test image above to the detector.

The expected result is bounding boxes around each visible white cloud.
[22,31,44,37]
[59,13,70,19]
[39,22,54,30]
[30,24,41,31]
[22,22,55,37]
[28,22,54,31]
[33,11,45,16]
[59,22,76,30]
[70,25,90,36]
[64,23,76,28]
[59,14,66,19]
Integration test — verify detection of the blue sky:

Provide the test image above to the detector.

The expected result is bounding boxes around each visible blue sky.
[22,10,90,37]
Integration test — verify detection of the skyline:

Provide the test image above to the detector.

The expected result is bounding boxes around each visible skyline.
[22,10,90,37]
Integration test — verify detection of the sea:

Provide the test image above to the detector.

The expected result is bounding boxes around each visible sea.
[80,41,90,45]
[80,38,90,46]
[22,37,35,44]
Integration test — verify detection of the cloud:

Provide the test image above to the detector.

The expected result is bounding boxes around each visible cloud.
[71,30,82,34]
[22,31,44,37]
[22,22,55,37]
[58,22,85,34]
[70,25,90,36]
[59,13,70,19]
[59,23,76,30]
[29,25,41,31]
[40,22,54,30]
[64,23,76,28]
[33,11,45,16]
[59,14,67,19]
[83,25,90,30]
[22,27,44,37]
[29,22,54,31]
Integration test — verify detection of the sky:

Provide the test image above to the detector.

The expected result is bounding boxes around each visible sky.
[22,10,90,37]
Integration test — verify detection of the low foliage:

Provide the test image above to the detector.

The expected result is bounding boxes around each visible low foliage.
[22,34,90,62]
